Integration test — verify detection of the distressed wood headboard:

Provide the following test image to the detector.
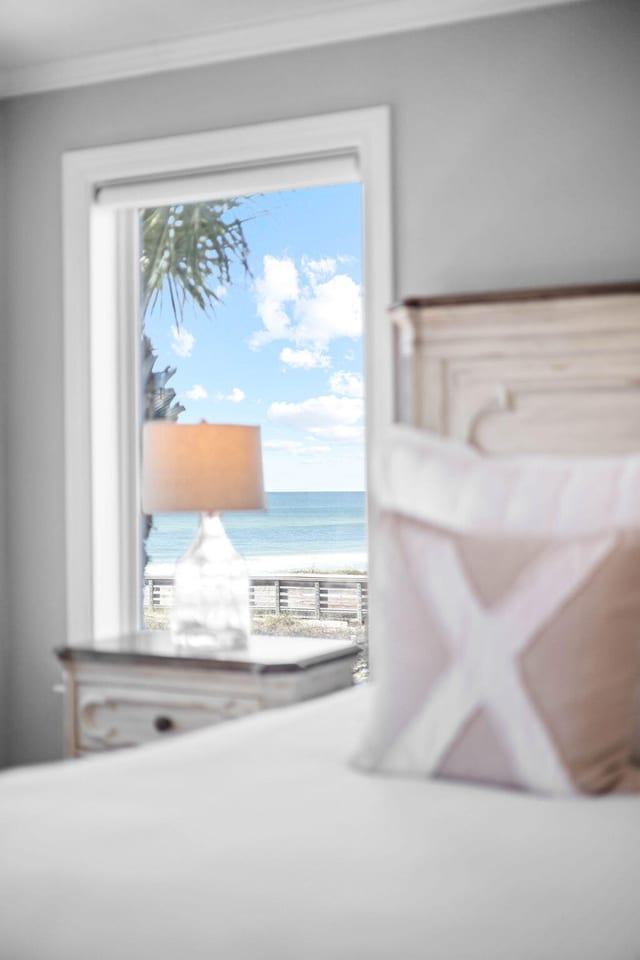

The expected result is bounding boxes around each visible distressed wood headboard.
[391,283,640,456]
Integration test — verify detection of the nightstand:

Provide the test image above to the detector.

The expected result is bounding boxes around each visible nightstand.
[56,632,360,757]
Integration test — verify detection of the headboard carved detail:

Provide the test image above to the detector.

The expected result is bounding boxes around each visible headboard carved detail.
[391,284,640,457]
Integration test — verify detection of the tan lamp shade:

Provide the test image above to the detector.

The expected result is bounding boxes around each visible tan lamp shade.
[142,422,265,514]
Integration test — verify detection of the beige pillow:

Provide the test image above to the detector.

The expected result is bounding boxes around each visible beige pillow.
[357,511,640,796]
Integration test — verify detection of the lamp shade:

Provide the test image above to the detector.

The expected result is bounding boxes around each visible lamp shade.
[142,422,265,514]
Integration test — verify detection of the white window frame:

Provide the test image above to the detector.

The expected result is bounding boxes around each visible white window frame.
[62,107,393,652]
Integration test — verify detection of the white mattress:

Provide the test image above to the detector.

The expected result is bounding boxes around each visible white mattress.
[1,685,639,960]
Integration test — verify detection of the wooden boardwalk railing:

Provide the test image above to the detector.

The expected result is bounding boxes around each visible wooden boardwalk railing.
[144,573,368,625]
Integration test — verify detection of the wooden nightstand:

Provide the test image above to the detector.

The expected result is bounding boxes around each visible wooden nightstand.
[56,632,360,757]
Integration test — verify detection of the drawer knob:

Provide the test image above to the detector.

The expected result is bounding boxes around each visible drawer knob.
[153,715,174,733]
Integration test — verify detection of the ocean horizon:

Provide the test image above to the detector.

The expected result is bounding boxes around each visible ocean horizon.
[145,490,368,574]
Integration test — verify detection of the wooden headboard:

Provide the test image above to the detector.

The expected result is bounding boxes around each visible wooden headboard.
[391,283,640,456]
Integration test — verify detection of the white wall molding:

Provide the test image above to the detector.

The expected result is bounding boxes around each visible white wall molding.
[62,107,393,651]
[2,0,585,99]
[0,108,8,768]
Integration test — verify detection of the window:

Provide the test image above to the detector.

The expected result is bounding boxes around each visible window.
[62,108,392,662]
[139,183,366,653]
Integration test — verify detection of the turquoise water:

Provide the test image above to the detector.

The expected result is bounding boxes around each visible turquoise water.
[146,491,367,565]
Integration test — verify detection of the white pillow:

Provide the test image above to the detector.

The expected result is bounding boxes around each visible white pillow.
[356,428,640,793]
[374,425,640,538]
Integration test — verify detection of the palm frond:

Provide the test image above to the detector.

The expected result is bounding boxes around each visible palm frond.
[140,198,255,327]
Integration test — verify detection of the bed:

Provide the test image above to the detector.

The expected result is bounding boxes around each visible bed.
[1,685,640,960]
[1,283,639,959]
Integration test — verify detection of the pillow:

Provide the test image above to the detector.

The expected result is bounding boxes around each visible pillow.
[373,425,640,538]
[357,428,640,796]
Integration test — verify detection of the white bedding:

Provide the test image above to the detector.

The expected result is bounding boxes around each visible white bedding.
[1,685,639,960]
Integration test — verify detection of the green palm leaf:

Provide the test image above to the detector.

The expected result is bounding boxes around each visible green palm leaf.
[140,199,253,326]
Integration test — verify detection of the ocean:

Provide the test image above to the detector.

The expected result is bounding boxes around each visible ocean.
[145,491,368,574]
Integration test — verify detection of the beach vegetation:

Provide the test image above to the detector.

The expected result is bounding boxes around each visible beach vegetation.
[140,198,256,420]
[142,603,367,680]
[140,200,254,328]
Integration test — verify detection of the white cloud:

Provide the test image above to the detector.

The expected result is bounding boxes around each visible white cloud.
[280,347,330,370]
[171,325,195,358]
[249,255,362,350]
[267,394,363,442]
[307,424,365,442]
[294,273,362,346]
[250,255,298,348]
[186,384,208,400]
[264,440,332,456]
[302,256,336,281]
[329,371,364,398]
[216,387,245,403]
[264,440,303,452]
[268,395,362,429]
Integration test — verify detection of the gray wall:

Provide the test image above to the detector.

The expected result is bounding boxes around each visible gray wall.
[0,103,8,768]
[2,0,640,765]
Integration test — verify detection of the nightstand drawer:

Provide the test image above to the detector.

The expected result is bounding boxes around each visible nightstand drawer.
[76,684,260,751]
[57,633,360,756]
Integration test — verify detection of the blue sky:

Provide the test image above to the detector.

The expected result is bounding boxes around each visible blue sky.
[143,182,365,492]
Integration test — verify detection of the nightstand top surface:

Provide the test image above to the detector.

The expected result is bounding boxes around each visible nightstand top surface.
[56,631,360,673]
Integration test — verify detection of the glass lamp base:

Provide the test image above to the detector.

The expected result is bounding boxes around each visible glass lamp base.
[171,513,250,653]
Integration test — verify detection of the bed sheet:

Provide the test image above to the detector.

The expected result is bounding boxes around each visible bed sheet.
[0,685,639,960]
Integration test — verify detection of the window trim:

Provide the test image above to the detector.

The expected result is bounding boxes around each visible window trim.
[62,107,393,650]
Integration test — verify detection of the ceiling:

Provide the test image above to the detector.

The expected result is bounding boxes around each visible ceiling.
[0,0,586,98]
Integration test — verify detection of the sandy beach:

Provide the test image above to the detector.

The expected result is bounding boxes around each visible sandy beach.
[146,551,368,578]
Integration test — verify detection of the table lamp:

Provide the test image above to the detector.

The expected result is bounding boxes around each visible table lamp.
[142,421,265,652]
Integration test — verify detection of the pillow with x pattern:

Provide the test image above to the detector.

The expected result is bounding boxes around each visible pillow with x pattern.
[356,428,640,795]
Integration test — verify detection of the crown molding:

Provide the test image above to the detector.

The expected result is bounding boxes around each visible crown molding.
[0,0,585,99]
